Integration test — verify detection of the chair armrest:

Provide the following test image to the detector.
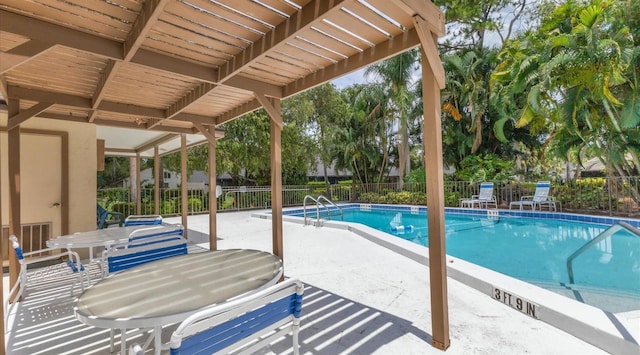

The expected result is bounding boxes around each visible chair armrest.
[520,195,534,201]
[21,248,82,266]
[471,195,480,199]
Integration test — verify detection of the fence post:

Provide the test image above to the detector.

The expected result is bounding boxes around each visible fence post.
[607,177,612,216]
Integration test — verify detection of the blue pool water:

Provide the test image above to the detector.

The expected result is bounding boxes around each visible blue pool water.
[293,207,640,300]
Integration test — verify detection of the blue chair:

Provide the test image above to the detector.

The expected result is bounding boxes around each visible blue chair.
[103,236,188,352]
[102,232,187,278]
[97,203,125,229]
[124,214,163,226]
[160,278,304,355]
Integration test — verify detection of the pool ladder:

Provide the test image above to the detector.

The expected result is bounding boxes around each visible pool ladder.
[303,195,344,226]
[566,221,639,284]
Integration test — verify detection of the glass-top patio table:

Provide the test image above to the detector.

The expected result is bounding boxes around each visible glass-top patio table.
[46,224,183,262]
[74,249,283,355]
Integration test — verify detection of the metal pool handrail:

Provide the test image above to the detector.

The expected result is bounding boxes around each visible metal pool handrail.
[302,195,343,226]
[566,222,640,284]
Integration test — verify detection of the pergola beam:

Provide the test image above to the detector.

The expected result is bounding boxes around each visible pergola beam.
[0,40,53,74]
[215,99,264,125]
[217,0,348,83]
[162,83,217,122]
[0,10,281,97]
[124,0,171,61]
[413,15,445,89]
[8,86,220,125]
[8,102,53,130]
[89,59,121,122]
[395,0,446,37]
[283,28,421,97]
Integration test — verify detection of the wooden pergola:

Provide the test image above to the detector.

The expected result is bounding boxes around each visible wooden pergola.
[0,0,449,350]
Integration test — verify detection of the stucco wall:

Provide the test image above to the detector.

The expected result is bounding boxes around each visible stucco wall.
[1,111,97,236]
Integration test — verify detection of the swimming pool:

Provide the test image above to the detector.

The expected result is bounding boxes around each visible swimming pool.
[285,204,640,313]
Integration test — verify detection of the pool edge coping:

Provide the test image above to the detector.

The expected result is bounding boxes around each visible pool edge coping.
[253,205,640,355]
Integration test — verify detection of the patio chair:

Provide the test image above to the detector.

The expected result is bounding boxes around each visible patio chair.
[4,235,90,326]
[128,278,304,355]
[127,224,184,243]
[460,182,497,209]
[103,236,188,351]
[97,203,125,229]
[509,181,556,211]
[124,214,163,226]
[101,233,187,278]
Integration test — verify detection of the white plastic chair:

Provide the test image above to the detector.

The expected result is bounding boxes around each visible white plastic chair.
[460,182,497,209]
[4,235,90,325]
[509,181,555,211]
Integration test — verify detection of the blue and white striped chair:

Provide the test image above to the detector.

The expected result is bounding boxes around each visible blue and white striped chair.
[104,236,189,351]
[102,233,187,278]
[124,214,163,226]
[130,278,304,355]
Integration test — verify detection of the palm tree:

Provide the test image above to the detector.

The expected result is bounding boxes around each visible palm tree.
[365,49,419,188]
[492,0,639,179]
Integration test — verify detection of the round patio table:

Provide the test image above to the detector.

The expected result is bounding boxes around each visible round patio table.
[74,249,283,355]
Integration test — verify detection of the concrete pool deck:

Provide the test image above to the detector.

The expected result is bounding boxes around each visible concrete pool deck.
[174,211,637,354]
[3,211,637,354]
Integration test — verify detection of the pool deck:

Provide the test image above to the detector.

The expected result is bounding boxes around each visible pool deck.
[4,211,638,354]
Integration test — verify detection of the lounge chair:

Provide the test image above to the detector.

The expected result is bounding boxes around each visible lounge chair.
[509,181,556,211]
[460,182,497,209]
[96,203,125,229]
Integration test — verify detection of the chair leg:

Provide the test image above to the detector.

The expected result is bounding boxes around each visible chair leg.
[292,321,300,355]
[109,328,116,353]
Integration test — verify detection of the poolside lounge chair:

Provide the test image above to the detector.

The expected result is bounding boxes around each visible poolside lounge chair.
[509,181,556,211]
[460,182,497,209]
[97,203,125,229]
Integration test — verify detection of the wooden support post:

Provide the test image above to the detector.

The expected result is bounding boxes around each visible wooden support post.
[180,134,188,237]
[208,126,217,250]
[136,152,141,215]
[154,146,160,215]
[192,122,219,250]
[421,37,450,350]
[0,100,5,349]
[265,97,284,262]
[7,99,20,301]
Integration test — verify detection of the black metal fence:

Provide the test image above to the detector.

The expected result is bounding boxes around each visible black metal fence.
[98,177,640,218]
